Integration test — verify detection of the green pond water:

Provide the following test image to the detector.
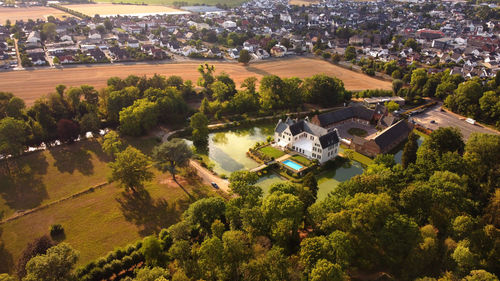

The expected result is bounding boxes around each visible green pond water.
[197,123,366,200]
[204,124,275,176]
[195,124,425,201]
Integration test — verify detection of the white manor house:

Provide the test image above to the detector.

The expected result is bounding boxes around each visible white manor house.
[274,117,341,164]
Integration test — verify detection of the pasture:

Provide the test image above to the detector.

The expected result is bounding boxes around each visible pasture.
[0,136,221,272]
[0,57,392,106]
[0,6,71,22]
[61,3,187,17]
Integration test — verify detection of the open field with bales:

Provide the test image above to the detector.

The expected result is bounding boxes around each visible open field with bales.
[61,3,187,17]
[0,6,71,22]
[0,57,392,106]
[0,136,221,272]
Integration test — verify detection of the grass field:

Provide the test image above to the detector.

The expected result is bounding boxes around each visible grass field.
[94,0,246,7]
[0,136,220,273]
[0,57,392,106]
[61,3,186,17]
[0,7,71,22]
[291,155,312,166]
[258,146,285,159]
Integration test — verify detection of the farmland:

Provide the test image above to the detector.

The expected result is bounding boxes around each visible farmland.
[289,0,319,6]
[0,6,71,22]
[61,3,187,17]
[0,57,392,106]
[94,0,247,7]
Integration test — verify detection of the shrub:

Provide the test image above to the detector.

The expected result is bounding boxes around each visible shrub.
[106,251,116,263]
[95,257,107,268]
[102,263,113,278]
[49,224,64,239]
[122,255,134,269]
[125,244,136,255]
[114,248,126,260]
[88,267,105,281]
[110,259,123,273]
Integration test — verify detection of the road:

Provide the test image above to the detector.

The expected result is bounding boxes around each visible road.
[411,103,499,140]
[189,159,230,193]
[13,38,22,70]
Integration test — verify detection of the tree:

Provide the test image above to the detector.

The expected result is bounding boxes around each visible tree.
[152,139,192,182]
[16,236,55,279]
[345,46,356,61]
[0,117,28,157]
[23,243,79,281]
[119,99,159,136]
[56,119,79,143]
[385,100,400,112]
[425,127,464,155]
[109,146,153,193]
[303,74,346,107]
[402,132,419,168]
[309,260,346,281]
[79,113,100,135]
[238,49,251,64]
[101,131,123,158]
[190,112,209,148]
[392,79,403,95]
[103,19,112,30]
[41,22,56,41]
[141,237,165,267]
[5,96,25,118]
[463,270,499,281]
[183,197,226,234]
[241,77,258,95]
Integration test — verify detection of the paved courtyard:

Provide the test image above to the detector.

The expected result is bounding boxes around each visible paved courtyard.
[411,104,499,140]
[335,121,378,140]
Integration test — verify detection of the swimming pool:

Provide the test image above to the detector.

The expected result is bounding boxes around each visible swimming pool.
[282,159,304,171]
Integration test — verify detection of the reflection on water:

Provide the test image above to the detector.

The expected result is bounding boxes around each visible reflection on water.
[205,124,274,175]
[316,161,364,200]
[394,135,424,164]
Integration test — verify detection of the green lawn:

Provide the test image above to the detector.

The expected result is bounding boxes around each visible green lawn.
[291,155,312,166]
[95,0,247,7]
[340,144,373,167]
[0,136,220,272]
[258,146,285,159]
[347,127,368,137]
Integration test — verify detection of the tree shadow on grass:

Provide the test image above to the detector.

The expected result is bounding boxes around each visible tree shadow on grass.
[0,156,49,212]
[0,214,14,273]
[50,144,93,175]
[116,188,181,236]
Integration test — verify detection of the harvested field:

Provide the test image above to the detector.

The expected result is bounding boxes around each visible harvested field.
[289,0,319,6]
[61,3,187,17]
[0,57,392,105]
[0,6,71,22]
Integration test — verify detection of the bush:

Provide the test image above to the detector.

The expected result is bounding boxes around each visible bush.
[122,255,134,269]
[114,248,126,260]
[110,259,123,273]
[88,267,105,281]
[95,257,107,268]
[49,224,64,239]
[106,251,116,263]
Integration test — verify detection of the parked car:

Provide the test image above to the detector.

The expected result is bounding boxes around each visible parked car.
[430,120,436,124]
[211,182,219,189]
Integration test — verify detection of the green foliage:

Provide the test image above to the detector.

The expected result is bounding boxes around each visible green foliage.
[101,130,123,158]
[238,49,251,64]
[344,46,356,61]
[0,117,28,157]
[190,112,209,147]
[152,138,192,180]
[119,99,159,136]
[23,243,79,281]
[303,74,346,106]
[109,146,153,192]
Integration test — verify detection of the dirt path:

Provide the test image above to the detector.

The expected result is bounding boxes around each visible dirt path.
[189,159,230,193]
[0,57,392,105]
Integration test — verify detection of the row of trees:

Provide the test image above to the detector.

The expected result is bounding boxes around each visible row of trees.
[196,64,349,117]
[12,127,498,281]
